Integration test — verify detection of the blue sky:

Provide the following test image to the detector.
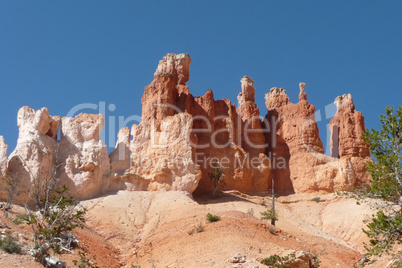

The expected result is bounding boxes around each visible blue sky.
[0,1,401,154]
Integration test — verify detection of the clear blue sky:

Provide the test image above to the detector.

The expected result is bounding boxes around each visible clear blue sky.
[1,1,401,154]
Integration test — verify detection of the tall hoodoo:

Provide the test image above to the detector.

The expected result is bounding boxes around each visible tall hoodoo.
[237,76,266,155]
[264,83,324,192]
[330,94,370,158]
[111,53,202,193]
[329,93,371,185]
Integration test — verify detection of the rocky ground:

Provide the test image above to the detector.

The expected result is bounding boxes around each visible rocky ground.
[1,190,400,268]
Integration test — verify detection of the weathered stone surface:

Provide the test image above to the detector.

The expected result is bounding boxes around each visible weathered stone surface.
[181,77,271,194]
[265,84,324,192]
[329,94,371,184]
[154,53,191,85]
[57,113,111,200]
[110,54,202,193]
[330,94,370,158]
[6,106,60,204]
[116,55,271,195]
[122,113,202,193]
[0,136,8,176]
[264,84,370,193]
[238,75,255,104]
[109,127,131,174]
[298,82,307,101]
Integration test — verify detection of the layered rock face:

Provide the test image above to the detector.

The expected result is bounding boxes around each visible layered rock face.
[174,73,270,194]
[264,84,368,193]
[110,54,270,194]
[5,107,60,204]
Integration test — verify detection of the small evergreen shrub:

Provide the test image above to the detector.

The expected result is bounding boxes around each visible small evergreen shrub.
[206,213,220,222]
[260,208,278,222]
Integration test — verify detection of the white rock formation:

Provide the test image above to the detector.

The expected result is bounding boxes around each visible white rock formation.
[6,107,60,204]
[57,113,111,200]
[0,136,8,176]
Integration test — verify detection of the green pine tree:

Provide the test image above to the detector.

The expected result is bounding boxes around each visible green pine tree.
[360,106,402,257]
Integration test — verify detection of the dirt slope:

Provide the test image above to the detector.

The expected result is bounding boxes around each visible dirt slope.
[81,191,390,267]
[1,191,398,267]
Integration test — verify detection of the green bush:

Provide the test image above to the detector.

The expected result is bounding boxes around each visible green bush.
[0,234,22,254]
[261,252,320,267]
[261,254,294,267]
[206,213,220,222]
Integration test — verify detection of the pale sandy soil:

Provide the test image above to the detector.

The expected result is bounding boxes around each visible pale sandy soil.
[0,190,399,267]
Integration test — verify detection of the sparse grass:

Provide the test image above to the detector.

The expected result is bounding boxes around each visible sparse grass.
[247,208,254,216]
[0,234,22,254]
[196,224,204,233]
[206,213,220,222]
[72,251,99,268]
[12,214,26,225]
[312,197,321,203]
